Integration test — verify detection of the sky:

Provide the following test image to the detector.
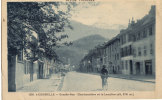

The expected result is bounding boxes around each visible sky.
[70,0,155,29]
[55,0,156,42]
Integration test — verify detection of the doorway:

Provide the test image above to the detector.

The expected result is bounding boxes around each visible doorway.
[136,62,140,75]
[130,60,133,74]
[145,60,152,75]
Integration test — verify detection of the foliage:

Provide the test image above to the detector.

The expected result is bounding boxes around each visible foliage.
[7,2,100,61]
[7,2,74,61]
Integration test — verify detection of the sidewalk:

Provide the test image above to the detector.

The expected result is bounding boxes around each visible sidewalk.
[84,72,155,83]
[17,73,64,92]
[109,74,155,83]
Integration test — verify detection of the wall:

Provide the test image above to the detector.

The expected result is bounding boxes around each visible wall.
[15,58,39,90]
[132,35,155,75]
[15,57,26,90]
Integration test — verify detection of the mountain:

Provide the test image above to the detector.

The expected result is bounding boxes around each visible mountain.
[93,22,126,30]
[55,34,108,66]
[55,20,125,66]
[62,20,122,42]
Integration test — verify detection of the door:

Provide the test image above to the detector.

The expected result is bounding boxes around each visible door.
[145,60,152,75]
[136,62,140,75]
[130,60,133,74]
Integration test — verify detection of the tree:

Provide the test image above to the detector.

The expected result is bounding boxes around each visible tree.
[7,2,100,61]
[7,2,74,61]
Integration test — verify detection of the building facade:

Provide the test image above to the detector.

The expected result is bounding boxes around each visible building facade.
[79,5,155,76]
[131,6,155,75]
[104,36,121,74]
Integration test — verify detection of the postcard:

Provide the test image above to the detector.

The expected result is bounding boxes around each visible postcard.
[2,0,162,99]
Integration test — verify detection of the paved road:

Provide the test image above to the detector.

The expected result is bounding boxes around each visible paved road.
[61,72,155,91]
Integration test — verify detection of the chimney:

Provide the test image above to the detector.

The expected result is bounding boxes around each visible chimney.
[131,17,135,24]
[149,5,155,16]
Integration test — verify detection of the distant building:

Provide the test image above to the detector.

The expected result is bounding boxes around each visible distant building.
[104,36,121,74]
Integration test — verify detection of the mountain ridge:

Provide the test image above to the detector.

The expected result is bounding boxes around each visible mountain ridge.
[63,20,122,42]
[55,34,108,66]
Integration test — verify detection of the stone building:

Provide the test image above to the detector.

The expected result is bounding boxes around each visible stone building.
[119,5,155,75]
[104,36,121,74]
[79,5,155,76]
[119,24,134,75]
[131,5,155,75]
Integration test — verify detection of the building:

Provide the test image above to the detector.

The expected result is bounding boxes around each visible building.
[79,5,155,76]
[79,44,105,73]
[119,24,134,75]
[131,6,155,75]
[118,6,155,75]
[104,36,121,74]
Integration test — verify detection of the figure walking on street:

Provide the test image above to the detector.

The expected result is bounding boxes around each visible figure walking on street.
[100,65,108,90]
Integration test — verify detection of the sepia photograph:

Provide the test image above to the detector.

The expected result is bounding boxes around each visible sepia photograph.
[6,1,156,93]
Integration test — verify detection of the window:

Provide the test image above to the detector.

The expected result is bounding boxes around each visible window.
[125,47,127,56]
[125,61,128,70]
[133,35,136,41]
[120,48,123,57]
[128,34,132,42]
[17,49,23,62]
[127,46,130,55]
[130,45,132,55]
[123,35,126,44]
[135,33,140,40]
[138,47,141,56]
[121,61,124,69]
[144,46,147,56]
[143,29,147,38]
[150,44,154,55]
[117,53,119,60]
[140,31,143,39]
[120,37,123,44]
[134,48,136,57]
[149,26,153,35]
[138,33,141,40]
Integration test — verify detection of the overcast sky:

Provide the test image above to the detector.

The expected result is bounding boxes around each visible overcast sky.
[70,0,155,29]
[56,0,155,42]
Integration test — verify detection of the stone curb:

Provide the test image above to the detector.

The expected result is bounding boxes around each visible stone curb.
[109,76,155,83]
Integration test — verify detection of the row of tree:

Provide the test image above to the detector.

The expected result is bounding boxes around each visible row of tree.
[8,2,76,62]
[8,2,100,63]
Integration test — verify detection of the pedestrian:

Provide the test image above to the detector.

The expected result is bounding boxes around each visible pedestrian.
[100,65,108,90]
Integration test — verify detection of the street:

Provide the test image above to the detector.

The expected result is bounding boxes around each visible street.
[17,71,155,92]
[61,71,155,91]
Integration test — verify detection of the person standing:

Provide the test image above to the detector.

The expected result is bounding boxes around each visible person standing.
[100,65,108,90]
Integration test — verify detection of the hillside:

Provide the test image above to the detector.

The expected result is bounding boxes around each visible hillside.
[55,34,108,66]
[62,20,123,42]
